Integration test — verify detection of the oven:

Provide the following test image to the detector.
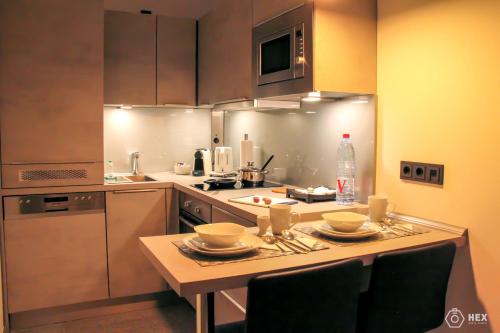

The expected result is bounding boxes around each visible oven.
[179,192,212,234]
[253,3,313,98]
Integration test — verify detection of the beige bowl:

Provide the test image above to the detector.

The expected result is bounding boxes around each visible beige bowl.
[194,223,245,247]
[321,212,368,232]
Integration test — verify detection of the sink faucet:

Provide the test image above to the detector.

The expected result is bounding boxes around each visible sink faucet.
[131,152,141,175]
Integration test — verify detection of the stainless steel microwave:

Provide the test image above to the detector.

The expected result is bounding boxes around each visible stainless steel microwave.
[253,3,313,98]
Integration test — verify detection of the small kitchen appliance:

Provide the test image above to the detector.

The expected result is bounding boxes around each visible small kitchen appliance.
[192,148,212,176]
[214,147,234,173]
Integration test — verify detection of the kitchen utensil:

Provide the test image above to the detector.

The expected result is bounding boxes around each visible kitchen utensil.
[276,236,307,253]
[272,187,287,194]
[281,230,317,250]
[260,155,274,171]
[368,195,396,222]
[313,222,378,240]
[203,178,237,189]
[239,161,269,184]
[174,162,191,175]
[261,235,286,252]
[194,223,245,247]
[321,212,368,232]
[286,187,336,203]
[256,216,271,236]
[270,204,301,235]
[228,195,297,208]
[214,147,234,173]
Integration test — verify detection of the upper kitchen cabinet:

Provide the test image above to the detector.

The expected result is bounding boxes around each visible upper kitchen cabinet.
[104,11,156,105]
[157,16,196,105]
[0,0,104,188]
[104,12,196,106]
[253,0,376,98]
[198,0,253,105]
[253,0,306,26]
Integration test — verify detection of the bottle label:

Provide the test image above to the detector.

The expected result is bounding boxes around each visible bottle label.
[337,177,354,194]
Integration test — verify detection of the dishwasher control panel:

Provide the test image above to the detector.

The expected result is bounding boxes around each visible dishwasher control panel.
[4,192,105,216]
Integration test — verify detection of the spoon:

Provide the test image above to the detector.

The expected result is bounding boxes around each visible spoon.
[281,230,315,251]
[261,235,286,252]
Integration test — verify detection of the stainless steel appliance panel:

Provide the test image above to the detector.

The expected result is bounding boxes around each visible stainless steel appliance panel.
[253,3,313,98]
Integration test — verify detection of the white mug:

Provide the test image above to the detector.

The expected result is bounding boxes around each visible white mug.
[269,204,300,235]
[368,195,396,222]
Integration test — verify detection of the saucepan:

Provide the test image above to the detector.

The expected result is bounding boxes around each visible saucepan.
[239,155,274,184]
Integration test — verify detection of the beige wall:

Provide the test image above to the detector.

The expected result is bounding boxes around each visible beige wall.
[377,0,500,331]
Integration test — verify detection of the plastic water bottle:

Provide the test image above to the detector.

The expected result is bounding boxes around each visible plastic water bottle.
[336,133,356,205]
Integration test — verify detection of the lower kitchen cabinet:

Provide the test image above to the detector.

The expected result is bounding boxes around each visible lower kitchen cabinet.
[106,188,168,298]
[4,206,109,313]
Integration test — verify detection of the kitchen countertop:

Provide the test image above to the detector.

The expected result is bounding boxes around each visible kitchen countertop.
[0,171,366,223]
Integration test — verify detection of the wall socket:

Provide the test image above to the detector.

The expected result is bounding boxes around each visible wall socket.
[400,161,444,185]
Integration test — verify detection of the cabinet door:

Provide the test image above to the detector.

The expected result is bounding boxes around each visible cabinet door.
[0,0,103,164]
[104,11,156,105]
[212,206,255,227]
[198,0,253,104]
[5,212,109,312]
[157,16,196,105]
[106,189,168,298]
[253,0,307,26]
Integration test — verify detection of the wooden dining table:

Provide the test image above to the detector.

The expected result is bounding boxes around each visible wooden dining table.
[139,221,466,333]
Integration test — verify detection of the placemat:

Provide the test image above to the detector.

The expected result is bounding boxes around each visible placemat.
[295,223,429,247]
[172,239,328,267]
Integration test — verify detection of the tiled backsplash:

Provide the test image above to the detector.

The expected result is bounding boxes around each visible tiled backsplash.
[224,97,375,202]
[104,107,211,173]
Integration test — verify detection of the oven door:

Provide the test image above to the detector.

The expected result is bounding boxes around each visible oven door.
[179,210,207,234]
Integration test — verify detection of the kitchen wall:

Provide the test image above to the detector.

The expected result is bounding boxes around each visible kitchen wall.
[377,0,500,331]
[103,107,211,173]
[224,97,375,202]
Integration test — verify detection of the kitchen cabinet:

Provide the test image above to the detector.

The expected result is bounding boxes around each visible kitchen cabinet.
[0,0,104,188]
[157,16,196,105]
[4,205,108,312]
[212,206,255,227]
[253,0,307,26]
[253,0,377,97]
[104,11,156,105]
[105,12,196,106]
[198,0,253,105]
[106,189,168,298]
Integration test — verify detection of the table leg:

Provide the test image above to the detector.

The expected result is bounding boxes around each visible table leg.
[196,292,215,333]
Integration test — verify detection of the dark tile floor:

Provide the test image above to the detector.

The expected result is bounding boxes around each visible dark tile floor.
[13,300,196,333]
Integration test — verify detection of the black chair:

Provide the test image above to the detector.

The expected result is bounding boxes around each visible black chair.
[216,258,364,333]
[358,241,456,333]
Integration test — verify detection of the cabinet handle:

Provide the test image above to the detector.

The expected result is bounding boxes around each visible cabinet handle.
[194,207,201,214]
[113,189,159,194]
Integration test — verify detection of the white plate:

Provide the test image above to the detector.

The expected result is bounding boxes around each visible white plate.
[183,234,262,257]
[313,222,379,240]
[189,237,248,252]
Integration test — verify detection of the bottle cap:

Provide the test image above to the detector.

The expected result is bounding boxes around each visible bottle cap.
[343,133,350,139]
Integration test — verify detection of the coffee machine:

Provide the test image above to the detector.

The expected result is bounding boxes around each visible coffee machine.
[192,148,212,176]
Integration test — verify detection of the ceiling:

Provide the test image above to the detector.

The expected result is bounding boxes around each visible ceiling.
[104,0,217,19]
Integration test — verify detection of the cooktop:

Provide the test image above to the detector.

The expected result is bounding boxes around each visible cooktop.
[191,181,282,192]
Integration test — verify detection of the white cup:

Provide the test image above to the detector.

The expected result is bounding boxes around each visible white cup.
[368,195,396,222]
[269,204,300,235]
[256,216,271,236]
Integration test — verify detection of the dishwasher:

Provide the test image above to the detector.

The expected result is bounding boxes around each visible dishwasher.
[3,192,109,313]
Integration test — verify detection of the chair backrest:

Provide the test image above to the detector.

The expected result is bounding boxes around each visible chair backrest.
[244,259,363,333]
[361,241,456,333]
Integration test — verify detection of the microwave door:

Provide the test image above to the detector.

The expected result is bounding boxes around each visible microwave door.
[258,28,295,85]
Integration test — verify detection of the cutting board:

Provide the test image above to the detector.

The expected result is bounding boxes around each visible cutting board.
[228,195,298,208]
